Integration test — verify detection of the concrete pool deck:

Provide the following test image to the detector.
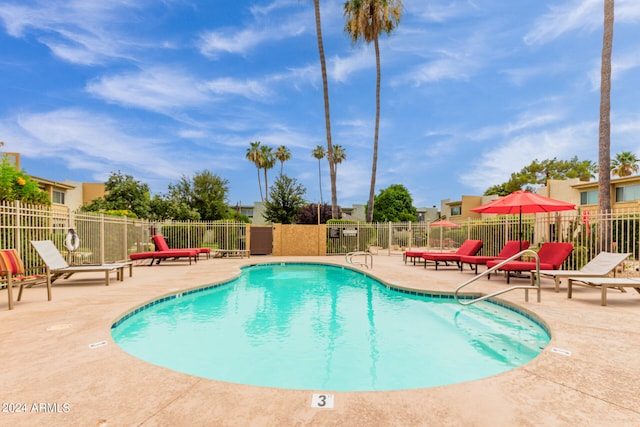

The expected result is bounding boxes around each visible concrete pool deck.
[1,254,639,426]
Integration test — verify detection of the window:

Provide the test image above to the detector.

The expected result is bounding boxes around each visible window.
[450,206,462,216]
[580,190,598,205]
[52,190,65,204]
[615,185,640,203]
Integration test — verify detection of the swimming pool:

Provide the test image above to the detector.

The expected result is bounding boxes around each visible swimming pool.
[111,263,550,391]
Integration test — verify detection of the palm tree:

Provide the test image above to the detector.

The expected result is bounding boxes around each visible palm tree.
[246,141,264,201]
[275,145,291,175]
[312,145,326,204]
[344,0,403,223]
[611,151,638,177]
[260,145,275,202]
[313,0,339,219]
[598,0,614,251]
[332,144,346,177]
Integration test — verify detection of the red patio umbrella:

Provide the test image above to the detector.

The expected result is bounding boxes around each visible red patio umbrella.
[471,190,575,249]
[429,219,461,228]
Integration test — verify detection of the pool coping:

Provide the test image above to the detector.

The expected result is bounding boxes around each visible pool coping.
[1,254,639,426]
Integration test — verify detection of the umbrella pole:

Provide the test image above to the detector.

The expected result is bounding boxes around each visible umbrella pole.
[519,207,522,251]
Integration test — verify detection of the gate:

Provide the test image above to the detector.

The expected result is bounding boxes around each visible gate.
[250,226,273,255]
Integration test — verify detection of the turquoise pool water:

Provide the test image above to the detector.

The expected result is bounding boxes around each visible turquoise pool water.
[111,263,550,391]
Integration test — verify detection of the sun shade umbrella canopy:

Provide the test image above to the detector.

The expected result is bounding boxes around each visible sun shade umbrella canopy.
[471,190,576,249]
[429,219,461,228]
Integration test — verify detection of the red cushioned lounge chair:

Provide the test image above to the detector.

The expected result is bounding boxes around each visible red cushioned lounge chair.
[129,235,199,266]
[421,240,483,270]
[152,235,211,260]
[459,240,530,274]
[486,242,574,284]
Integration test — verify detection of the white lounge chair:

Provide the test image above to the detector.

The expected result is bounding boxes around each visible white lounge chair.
[567,276,640,306]
[531,251,630,292]
[31,240,128,286]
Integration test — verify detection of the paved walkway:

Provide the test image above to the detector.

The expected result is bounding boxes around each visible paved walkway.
[1,254,639,426]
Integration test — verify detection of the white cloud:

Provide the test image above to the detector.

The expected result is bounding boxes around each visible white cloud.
[460,121,598,192]
[0,1,147,64]
[86,67,211,110]
[525,0,640,46]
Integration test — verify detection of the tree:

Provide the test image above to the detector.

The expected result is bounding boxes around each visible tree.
[260,145,275,202]
[371,184,417,222]
[167,170,229,221]
[294,203,333,224]
[484,157,598,196]
[611,151,638,177]
[246,141,264,202]
[263,175,307,224]
[598,0,614,251]
[312,145,326,204]
[149,195,200,221]
[275,145,291,176]
[82,171,151,218]
[344,0,403,223]
[332,144,346,176]
[0,155,50,205]
[312,0,339,219]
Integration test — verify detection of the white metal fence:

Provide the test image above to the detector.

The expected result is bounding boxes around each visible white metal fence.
[2,201,639,272]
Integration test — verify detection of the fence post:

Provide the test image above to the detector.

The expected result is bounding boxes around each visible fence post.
[14,200,21,251]
[100,212,105,265]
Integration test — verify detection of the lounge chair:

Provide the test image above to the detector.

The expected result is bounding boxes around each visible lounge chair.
[129,236,199,265]
[422,240,483,270]
[152,235,211,260]
[459,240,530,274]
[486,242,574,284]
[567,276,640,306]
[532,251,630,292]
[404,250,430,266]
[31,240,127,286]
[1,248,52,310]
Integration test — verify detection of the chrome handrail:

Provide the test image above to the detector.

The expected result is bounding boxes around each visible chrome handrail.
[345,251,373,269]
[454,249,541,305]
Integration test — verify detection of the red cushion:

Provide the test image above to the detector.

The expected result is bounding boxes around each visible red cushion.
[130,249,198,260]
[0,249,25,275]
[152,235,171,251]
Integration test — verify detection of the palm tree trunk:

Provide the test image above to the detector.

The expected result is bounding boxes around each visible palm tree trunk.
[314,0,338,219]
[366,37,382,223]
[263,168,269,203]
[257,167,263,202]
[318,159,324,205]
[598,0,614,251]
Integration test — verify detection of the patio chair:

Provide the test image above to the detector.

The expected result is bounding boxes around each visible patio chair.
[459,240,530,274]
[1,248,52,310]
[152,235,211,260]
[532,251,630,292]
[486,242,574,284]
[422,240,483,270]
[31,240,127,286]
[567,276,640,306]
[129,236,199,266]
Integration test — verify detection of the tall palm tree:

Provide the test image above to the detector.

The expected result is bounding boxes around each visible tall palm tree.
[313,0,339,219]
[312,145,326,204]
[344,0,403,223]
[332,144,346,177]
[598,0,614,251]
[275,145,291,176]
[611,151,638,177]
[260,145,275,202]
[246,141,264,201]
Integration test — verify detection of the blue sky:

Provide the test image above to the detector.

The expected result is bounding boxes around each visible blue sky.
[1,1,639,209]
